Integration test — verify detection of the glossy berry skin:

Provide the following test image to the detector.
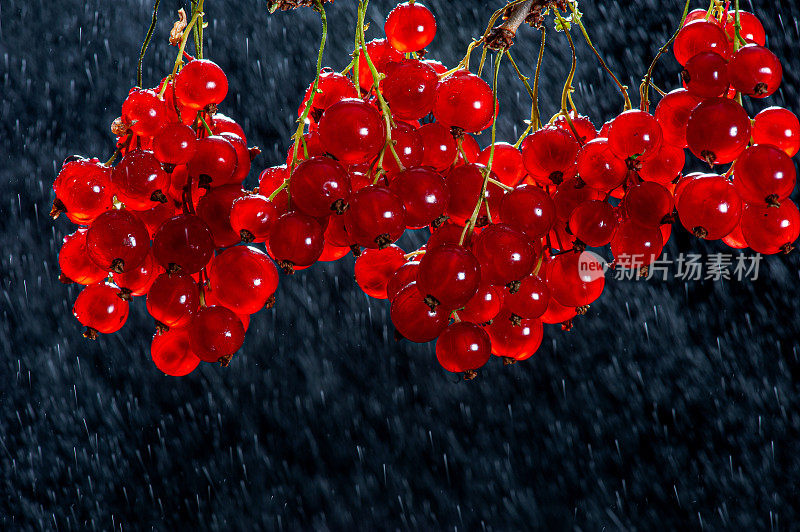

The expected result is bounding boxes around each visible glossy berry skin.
[121,89,168,137]
[344,186,406,249]
[458,283,503,324]
[258,165,289,215]
[150,328,201,377]
[427,221,468,250]
[382,122,424,176]
[211,113,246,142]
[153,123,197,166]
[724,11,766,46]
[230,194,278,243]
[624,182,674,228]
[111,149,170,209]
[152,214,215,274]
[654,89,701,149]
[390,282,449,343]
[607,110,663,161]
[73,283,129,335]
[499,184,556,240]
[484,310,543,361]
[59,229,108,285]
[417,244,481,310]
[356,38,404,92]
[569,200,617,246]
[677,176,742,240]
[740,201,800,255]
[174,59,228,110]
[299,70,357,121]
[673,20,731,66]
[722,223,748,250]
[220,132,251,184]
[553,178,604,221]
[472,224,536,286]
[686,98,751,165]
[188,135,238,187]
[53,158,114,225]
[681,52,730,98]
[477,143,525,187]
[554,112,597,144]
[418,123,457,171]
[386,260,420,302]
[639,144,685,186]
[146,272,199,328]
[436,322,491,374]
[389,167,449,229]
[727,44,782,98]
[752,107,800,157]
[504,274,549,319]
[383,60,438,120]
[384,2,437,52]
[114,250,161,296]
[196,185,246,248]
[539,295,578,325]
[445,164,503,226]
[733,145,796,205]
[575,138,628,191]
[318,99,386,165]
[189,306,245,363]
[354,245,407,300]
[290,157,351,218]
[207,246,279,315]
[86,209,150,273]
[520,126,580,184]
[548,251,605,307]
[610,219,664,268]
[433,73,495,133]
[269,212,325,270]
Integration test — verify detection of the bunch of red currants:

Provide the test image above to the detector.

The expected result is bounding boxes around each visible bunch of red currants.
[52,1,800,379]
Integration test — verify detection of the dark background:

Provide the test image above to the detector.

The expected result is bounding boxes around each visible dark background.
[2,0,800,529]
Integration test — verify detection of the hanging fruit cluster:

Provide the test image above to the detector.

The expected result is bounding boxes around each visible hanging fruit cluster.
[52,0,799,379]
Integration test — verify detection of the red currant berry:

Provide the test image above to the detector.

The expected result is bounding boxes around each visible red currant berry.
[230,194,278,243]
[174,59,228,110]
[58,229,107,285]
[73,283,129,337]
[654,88,701,149]
[196,185,246,248]
[146,272,200,328]
[610,219,664,268]
[389,166,449,229]
[722,222,748,249]
[383,60,438,120]
[673,20,731,66]
[258,165,289,215]
[724,11,766,45]
[548,251,605,307]
[624,182,674,227]
[382,122,424,176]
[188,135,238,187]
[459,134,481,164]
[607,110,663,161]
[554,112,597,144]
[189,305,245,363]
[211,113,246,142]
[472,223,537,286]
[575,138,628,191]
[752,107,800,157]
[356,38,404,92]
[290,157,351,218]
[418,123,457,171]
[639,144,685,186]
[540,295,578,325]
[568,200,617,246]
[436,322,491,374]
[390,282,449,343]
[354,245,407,299]
[299,70,358,122]
[520,126,580,185]
[727,44,782,98]
[427,221,468,249]
[207,246,279,314]
[676,175,742,239]
[111,149,171,209]
[150,327,201,377]
[740,200,800,254]
[733,144,796,205]
[553,177,604,221]
[114,250,161,297]
[499,184,556,240]
[416,244,481,310]
[268,212,325,272]
[323,212,353,248]
[477,142,525,187]
[455,283,501,324]
[385,2,437,53]
[686,97,751,165]
[433,73,495,133]
[121,88,168,137]
[53,158,114,225]
[386,259,420,302]
[153,123,197,166]
[484,309,543,361]
[318,99,386,165]
[681,51,730,98]
[445,164,503,226]
[220,132,251,184]
[504,274,549,320]
[344,186,406,249]
[152,214,215,274]
[86,209,150,273]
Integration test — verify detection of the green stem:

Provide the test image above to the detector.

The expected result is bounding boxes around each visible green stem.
[137,0,161,88]
[514,27,546,148]
[639,0,691,112]
[554,10,577,115]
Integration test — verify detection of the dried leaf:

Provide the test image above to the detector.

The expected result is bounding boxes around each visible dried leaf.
[169,8,188,46]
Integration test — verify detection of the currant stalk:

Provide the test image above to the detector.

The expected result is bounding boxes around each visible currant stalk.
[137,0,161,88]
[158,0,206,98]
[639,0,691,112]
[514,27,546,148]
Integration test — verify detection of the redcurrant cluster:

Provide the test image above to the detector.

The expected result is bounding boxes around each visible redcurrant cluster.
[53,1,800,380]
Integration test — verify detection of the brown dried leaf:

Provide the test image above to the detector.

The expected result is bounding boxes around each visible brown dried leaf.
[169,8,188,46]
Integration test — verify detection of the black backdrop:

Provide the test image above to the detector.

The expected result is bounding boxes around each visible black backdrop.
[2,0,800,529]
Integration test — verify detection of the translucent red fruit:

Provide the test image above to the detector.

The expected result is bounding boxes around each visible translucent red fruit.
[59,229,107,285]
[727,44,782,98]
[575,138,628,191]
[86,209,150,273]
[427,221,467,249]
[568,200,617,246]
[146,272,200,328]
[458,283,503,324]
[553,178,604,221]
[121,89,168,137]
[504,274,549,319]
[356,38,404,91]
[416,244,481,310]
[445,164,503,225]
[639,144,685,186]
[673,20,731,66]
[384,2,437,52]
[382,122,424,176]
[188,135,238,187]
[654,88,701,149]
[318,99,386,164]
[418,123,457,171]
[174,59,228,110]
[354,245,407,300]
[624,182,674,227]
[733,145,796,205]
[472,224,537,286]
[520,126,580,185]
[386,260,420,302]
[299,70,357,120]
[484,310,543,361]
[389,167,449,229]
[196,185,246,248]
[268,212,325,271]
[390,282,449,343]
[740,201,800,255]
[607,110,663,161]
[752,107,800,157]
[230,194,278,243]
[681,52,730,98]
[189,306,245,363]
[383,60,438,120]
[153,123,197,166]
[258,165,289,215]
[111,149,170,208]
[436,322,491,374]
[208,246,279,314]
[53,158,114,225]
[499,184,556,240]
[114,250,161,296]
[611,219,664,268]
[150,328,201,377]
[686,98,751,165]
[477,142,525,187]
[153,214,214,274]
[724,11,766,46]
[677,175,742,240]
[220,132,251,184]
[550,251,606,307]
[73,283,129,336]
[433,73,495,133]
[290,157,350,218]
[344,186,406,249]
[211,113,246,142]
